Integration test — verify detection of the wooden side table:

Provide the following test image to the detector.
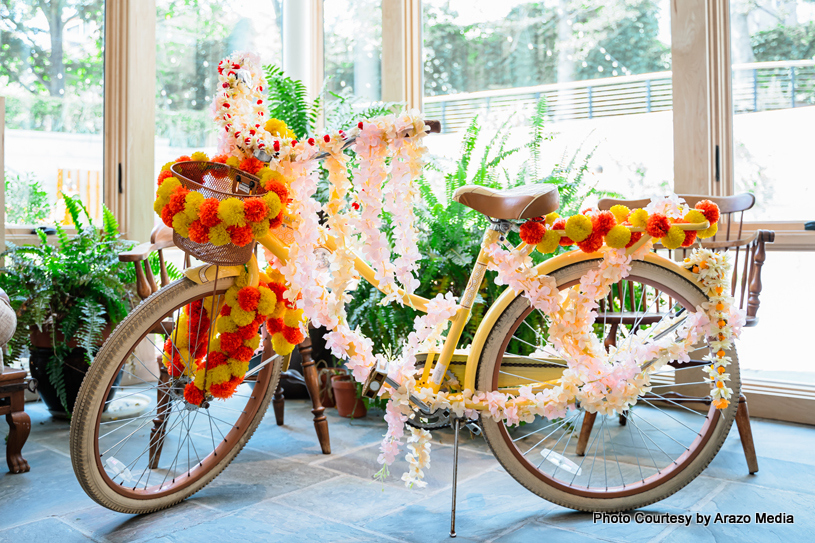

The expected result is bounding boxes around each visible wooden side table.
[0,366,32,473]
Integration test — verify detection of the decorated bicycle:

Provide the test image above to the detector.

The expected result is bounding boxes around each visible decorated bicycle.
[71,52,743,531]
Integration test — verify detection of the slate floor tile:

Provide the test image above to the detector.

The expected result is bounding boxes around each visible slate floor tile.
[0,517,93,542]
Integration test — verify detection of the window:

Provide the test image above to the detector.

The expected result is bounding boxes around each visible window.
[1,0,105,227]
[422,0,674,199]
[155,0,283,176]
[730,0,815,222]
[323,0,383,104]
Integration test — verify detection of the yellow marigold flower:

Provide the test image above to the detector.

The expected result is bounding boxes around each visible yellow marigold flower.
[661,225,685,250]
[160,161,176,173]
[257,286,277,315]
[697,221,718,239]
[605,224,632,249]
[246,335,261,351]
[228,359,250,378]
[257,167,272,180]
[536,229,560,254]
[629,208,649,227]
[272,332,296,356]
[231,306,256,327]
[235,272,251,289]
[218,197,246,227]
[564,214,593,242]
[271,301,287,319]
[190,151,209,162]
[262,192,282,218]
[261,169,285,185]
[684,209,706,224]
[544,212,559,226]
[225,156,240,168]
[217,316,237,334]
[172,211,191,238]
[225,285,240,307]
[154,198,168,215]
[205,364,232,386]
[209,336,221,353]
[209,224,231,246]
[283,308,304,328]
[265,118,296,139]
[175,314,190,348]
[251,218,271,239]
[156,177,181,200]
[610,205,630,224]
[184,191,205,222]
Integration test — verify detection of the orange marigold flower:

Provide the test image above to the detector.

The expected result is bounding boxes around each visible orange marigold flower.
[237,287,261,311]
[626,231,643,248]
[183,382,205,405]
[239,157,265,176]
[206,351,229,368]
[243,198,269,222]
[695,200,720,224]
[265,179,289,205]
[211,154,228,164]
[228,224,254,247]
[198,198,222,227]
[161,205,176,228]
[592,210,616,236]
[220,304,231,317]
[577,231,604,253]
[231,345,255,363]
[175,155,192,163]
[552,218,573,246]
[269,211,283,229]
[266,317,284,335]
[676,219,697,247]
[168,188,190,215]
[282,325,304,345]
[210,378,241,399]
[219,332,242,354]
[237,321,260,341]
[188,220,210,244]
[645,213,671,238]
[157,169,174,187]
[519,221,545,245]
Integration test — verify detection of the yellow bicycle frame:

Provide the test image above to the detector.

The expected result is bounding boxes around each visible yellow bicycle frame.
[226,220,706,399]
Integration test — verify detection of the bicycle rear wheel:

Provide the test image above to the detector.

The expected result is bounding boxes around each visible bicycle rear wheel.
[70,277,281,514]
[477,259,739,512]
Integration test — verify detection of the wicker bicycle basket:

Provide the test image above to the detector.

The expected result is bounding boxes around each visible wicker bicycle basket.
[170,161,265,266]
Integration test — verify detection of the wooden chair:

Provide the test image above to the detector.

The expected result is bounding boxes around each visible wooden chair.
[576,193,773,474]
[118,224,331,461]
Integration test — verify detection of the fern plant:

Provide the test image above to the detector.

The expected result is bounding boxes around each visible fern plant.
[346,99,620,348]
[0,195,138,413]
[263,64,321,139]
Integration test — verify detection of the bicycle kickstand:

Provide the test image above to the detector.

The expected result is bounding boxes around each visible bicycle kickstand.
[450,417,460,538]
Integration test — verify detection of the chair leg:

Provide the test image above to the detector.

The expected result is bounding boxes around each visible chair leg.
[299,334,331,455]
[576,411,597,456]
[736,394,759,474]
[148,360,170,469]
[6,409,31,474]
[272,383,285,426]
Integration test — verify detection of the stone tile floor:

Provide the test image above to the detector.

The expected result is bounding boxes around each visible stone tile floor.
[1,399,813,542]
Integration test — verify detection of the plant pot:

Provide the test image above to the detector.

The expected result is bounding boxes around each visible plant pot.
[320,368,347,409]
[331,374,367,419]
[29,347,121,417]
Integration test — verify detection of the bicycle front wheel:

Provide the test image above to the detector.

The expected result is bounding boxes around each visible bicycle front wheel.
[70,277,281,514]
[477,258,739,512]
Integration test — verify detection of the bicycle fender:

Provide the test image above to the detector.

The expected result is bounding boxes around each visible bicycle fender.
[184,263,244,285]
[462,248,698,391]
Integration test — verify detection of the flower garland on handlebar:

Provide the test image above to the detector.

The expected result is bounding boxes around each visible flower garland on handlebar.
[152,51,744,488]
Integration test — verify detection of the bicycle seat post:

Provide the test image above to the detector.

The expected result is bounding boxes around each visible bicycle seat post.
[450,417,461,538]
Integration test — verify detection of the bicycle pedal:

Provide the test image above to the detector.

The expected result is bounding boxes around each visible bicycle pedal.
[361,367,387,399]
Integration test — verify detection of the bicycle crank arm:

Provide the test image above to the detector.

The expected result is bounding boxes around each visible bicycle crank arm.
[362,366,434,415]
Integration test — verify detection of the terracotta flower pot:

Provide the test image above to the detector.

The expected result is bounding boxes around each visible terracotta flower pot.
[331,374,367,419]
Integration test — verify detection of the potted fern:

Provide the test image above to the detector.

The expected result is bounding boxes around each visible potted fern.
[0,196,137,416]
